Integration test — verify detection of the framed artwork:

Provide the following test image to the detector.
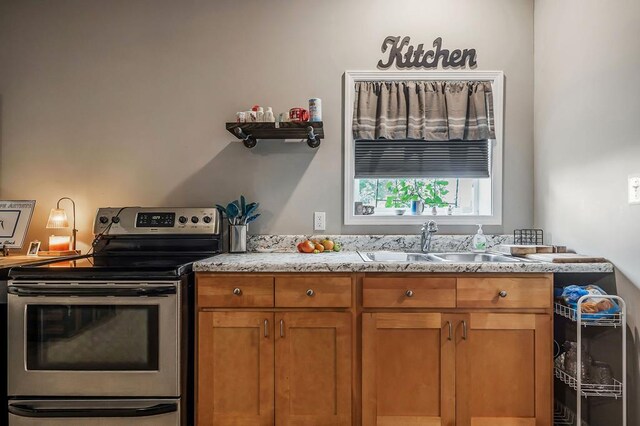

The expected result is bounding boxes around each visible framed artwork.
[0,200,36,249]
[27,241,41,256]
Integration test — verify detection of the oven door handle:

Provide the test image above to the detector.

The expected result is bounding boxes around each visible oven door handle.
[7,286,176,297]
[8,402,178,418]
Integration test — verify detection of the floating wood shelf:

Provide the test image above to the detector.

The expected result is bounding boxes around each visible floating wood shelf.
[226,121,324,148]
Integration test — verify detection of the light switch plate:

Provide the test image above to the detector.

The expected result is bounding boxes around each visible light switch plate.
[314,212,326,231]
[629,174,640,205]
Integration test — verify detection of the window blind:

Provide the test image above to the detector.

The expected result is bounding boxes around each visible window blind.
[354,139,491,179]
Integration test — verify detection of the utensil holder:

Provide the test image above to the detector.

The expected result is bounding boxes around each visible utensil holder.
[229,224,247,253]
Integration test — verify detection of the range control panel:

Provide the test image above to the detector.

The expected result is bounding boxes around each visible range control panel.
[93,207,221,235]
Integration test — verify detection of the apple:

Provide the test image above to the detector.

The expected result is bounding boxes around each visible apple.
[299,240,315,253]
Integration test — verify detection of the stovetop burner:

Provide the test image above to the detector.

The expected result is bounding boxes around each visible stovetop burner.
[9,207,222,281]
[9,254,215,281]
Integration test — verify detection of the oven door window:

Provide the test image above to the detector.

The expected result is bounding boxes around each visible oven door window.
[26,305,160,371]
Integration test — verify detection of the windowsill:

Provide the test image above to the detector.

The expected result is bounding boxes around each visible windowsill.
[344,213,502,226]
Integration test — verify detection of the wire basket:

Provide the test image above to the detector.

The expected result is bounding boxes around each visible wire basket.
[514,228,544,245]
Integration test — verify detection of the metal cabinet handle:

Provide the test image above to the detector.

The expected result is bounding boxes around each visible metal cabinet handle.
[446,321,453,341]
[233,288,242,296]
[280,319,284,338]
[405,290,414,297]
[264,319,269,338]
[462,320,468,340]
[498,290,508,298]
[306,289,315,297]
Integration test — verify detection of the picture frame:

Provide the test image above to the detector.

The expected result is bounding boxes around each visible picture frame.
[0,200,36,249]
[27,240,41,256]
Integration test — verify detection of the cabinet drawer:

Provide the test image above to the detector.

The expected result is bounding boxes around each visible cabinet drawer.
[197,275,274,308]
[363,277,456,308]
[275,276,352,308]
[457,277,552,309]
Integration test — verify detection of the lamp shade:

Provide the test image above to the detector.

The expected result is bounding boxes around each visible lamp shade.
[46,208,69,229]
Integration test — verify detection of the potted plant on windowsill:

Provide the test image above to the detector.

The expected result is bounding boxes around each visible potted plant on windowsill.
[385,179,450,215]
[216,196,260,253]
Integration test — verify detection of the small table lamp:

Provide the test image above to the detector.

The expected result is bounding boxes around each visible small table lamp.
[46,197,78,252]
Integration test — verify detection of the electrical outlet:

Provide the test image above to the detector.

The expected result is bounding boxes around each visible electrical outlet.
[314,212,326,231]
[629,174,640,205]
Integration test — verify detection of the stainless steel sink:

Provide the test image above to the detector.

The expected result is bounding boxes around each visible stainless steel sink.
[430,252,524,262]
[358,251,444,262]
[358,251,534,263]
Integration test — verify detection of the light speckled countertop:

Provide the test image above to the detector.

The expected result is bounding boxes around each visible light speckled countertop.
[193,252,614,274]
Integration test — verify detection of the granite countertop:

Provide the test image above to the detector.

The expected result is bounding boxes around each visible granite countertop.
[193,251,614,274]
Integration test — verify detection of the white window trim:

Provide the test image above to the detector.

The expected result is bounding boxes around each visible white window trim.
[343,70,504,226]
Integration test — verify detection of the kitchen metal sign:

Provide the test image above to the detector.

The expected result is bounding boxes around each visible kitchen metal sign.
[377,36,477,69]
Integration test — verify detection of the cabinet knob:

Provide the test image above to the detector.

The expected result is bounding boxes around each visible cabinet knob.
[405,290,414,297]
[233,288,242,296]
[306,289,315,297]
[498,290,508,298]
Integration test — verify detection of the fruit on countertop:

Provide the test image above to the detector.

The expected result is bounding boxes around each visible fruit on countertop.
[297,238,340,253]
[321,239,334,251]
[297,240,316,253]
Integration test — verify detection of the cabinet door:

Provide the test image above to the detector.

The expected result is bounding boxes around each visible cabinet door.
[198,312,274,426]
[456,313,552,426]
[362,313,456,426]
[275,312,352,426]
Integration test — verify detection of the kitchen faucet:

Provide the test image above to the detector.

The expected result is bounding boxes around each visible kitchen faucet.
[420,220,438,253]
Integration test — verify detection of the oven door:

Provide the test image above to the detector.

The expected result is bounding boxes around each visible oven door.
[8,399,180,426]
[8,282,180,397]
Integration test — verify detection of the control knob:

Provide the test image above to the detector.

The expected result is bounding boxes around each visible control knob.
[203,216,212,224]
[191,216,199,224]
[99,216,109,224]
[111,216,120,224]
[178,216,188,224]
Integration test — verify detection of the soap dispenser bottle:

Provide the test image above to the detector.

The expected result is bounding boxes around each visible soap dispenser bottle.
[472,224,487,253]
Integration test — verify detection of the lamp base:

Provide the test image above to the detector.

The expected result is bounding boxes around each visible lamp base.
[37,250,81,257]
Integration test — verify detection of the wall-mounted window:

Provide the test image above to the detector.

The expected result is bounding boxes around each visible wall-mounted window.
[343,70,504,225]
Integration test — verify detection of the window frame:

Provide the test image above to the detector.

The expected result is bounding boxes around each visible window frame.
[343,70,504,226]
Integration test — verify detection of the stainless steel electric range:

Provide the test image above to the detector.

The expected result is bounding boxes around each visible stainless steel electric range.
[6,207,221,426]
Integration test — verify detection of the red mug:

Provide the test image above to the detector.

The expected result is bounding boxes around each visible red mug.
[289,107,309,122]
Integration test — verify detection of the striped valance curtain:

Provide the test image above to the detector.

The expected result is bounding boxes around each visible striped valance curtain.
[352,81,495,141]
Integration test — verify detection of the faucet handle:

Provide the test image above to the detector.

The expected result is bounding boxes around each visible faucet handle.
[423,220,438,233]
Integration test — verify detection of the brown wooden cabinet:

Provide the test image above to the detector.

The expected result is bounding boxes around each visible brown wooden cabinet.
[456,313,551,426]
[362,313,456,426]
[196,274,354,426]
[196,273,553,426]
[276,312,352,425]
[361,275,552,426]
[197,311,274,426]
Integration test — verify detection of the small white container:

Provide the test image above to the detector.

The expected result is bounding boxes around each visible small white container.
[309,98,322,122]
[256,107,264,122]
[264,107,275,122]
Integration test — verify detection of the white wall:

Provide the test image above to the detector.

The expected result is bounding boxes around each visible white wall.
[534,0,640,420]
[0,0,535,250]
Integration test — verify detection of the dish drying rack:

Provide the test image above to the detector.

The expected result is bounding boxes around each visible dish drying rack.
[554,294,626,425]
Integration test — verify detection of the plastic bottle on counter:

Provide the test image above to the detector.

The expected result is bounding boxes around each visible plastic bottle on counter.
[472,224,487,253]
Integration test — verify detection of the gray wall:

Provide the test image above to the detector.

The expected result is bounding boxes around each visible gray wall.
[0,0,535,251]
[534,0,640,420]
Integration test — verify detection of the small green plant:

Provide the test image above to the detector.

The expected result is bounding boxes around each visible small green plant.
[385,179,450,208]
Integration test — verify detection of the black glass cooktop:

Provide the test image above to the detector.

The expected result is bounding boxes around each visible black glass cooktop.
[8,254,214,281]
